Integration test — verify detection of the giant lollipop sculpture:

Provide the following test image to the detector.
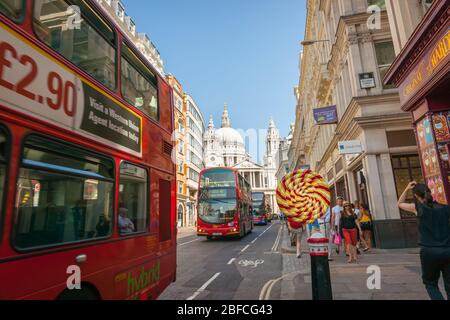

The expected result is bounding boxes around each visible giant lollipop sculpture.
[276,169,330,223]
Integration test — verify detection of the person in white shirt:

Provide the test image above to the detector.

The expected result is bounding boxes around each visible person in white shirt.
[119,207,135,234]
[353,200,361,219]
[331,196,344,255]
[321,207,333,261]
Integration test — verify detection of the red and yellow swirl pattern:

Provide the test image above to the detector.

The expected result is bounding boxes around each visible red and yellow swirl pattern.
[276,169,330,224]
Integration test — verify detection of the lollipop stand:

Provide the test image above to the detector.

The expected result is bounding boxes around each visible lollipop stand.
[307,233,333,300]
[276,169,332,300]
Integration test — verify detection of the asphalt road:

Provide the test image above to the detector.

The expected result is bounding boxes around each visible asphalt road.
[159,221,285,300]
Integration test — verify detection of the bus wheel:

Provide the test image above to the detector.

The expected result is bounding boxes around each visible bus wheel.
[206,236,212,240]
[58,286,99,300]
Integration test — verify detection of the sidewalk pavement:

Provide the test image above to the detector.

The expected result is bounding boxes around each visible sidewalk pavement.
[279,226,444,300]
[177,226,196,239]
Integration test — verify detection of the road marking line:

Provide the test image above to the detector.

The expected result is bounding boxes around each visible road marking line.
[259,271,301,300]
[251,239,257,244]
[241,245,250,252]
[259,280,274,300]
[186,272,221,300]
[227,258,236,265]
[179,239,200,246]
[271,225,283,252]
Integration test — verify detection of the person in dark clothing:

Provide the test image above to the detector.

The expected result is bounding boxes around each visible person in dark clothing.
[341,202,363,263]
[398,181,450,300]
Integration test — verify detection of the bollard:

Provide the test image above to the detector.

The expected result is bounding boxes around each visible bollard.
[307,232,333,300]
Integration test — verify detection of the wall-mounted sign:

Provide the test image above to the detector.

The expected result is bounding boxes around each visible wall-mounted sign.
[313,105,338,125]
[359,72,376,89]
[338,140,363,155]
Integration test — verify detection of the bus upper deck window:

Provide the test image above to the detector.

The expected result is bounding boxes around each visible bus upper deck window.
[121,44,159,121]
[33,0,116,90]
[0,0,24,21]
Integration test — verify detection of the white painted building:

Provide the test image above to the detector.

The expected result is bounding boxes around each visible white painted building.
[186,95,205,226]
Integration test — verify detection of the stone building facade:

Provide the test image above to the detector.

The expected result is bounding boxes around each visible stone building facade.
[289,0,434,248]
[186,95,205,226]
[166,75,190,227]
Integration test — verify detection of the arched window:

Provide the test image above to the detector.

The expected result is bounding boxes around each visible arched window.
[177,204,184,227]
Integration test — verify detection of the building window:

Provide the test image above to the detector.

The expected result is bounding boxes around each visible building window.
[34,0,116,90]
[189,169,199,183]
[421,0,433,14]
[374,41,396,89]
[14,136,114,250]
[116,1,125,20]
[188,102,203,124]
[0,0,24,21]
[392,155,424,218]
[178,182,183,194]
[177,205,184,227]
[367,0,386,9]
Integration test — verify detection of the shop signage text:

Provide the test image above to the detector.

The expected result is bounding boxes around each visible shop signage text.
[313,105,338,125]
[399,27,450,106]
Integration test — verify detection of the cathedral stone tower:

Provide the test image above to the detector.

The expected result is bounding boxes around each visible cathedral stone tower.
[264,117,280,169]
[221,104,231,128]
[204,115,217,152]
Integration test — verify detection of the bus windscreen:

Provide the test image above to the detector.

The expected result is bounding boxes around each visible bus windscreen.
[200,168,236,188]
[199,169,237,224]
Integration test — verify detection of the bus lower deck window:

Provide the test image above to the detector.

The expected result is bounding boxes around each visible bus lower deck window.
[13,136,114,250]
[119,162,148,235]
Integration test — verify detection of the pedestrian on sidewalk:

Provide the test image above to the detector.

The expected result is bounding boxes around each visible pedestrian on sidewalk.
[398,181,450,300]
[353,200,361,219]
[321,207,334,261]
[331,196,344,255]
[341,202,363,263]
[358,203,373,252]
[287,218,306,259]
[352,202,362,255]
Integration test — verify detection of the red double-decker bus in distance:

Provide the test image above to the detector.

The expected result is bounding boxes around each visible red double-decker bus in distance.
[0,0,176,300]
[197,168,253,240]
[252,192,268,226]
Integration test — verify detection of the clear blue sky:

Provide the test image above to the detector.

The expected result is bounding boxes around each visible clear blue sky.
[124,0,306,153]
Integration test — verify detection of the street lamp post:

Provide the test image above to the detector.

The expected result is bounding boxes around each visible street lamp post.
[300,39,330,46]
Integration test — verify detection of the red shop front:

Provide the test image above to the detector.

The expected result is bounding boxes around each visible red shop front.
[386,1,450,204]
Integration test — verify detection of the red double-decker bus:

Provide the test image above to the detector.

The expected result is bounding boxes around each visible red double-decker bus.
[197,168,253,239]
[0,0,176,300]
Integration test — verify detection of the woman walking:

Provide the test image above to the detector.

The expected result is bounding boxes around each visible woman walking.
[398,181,450,300]
[359,203,373,252]
[341,202,363,263]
